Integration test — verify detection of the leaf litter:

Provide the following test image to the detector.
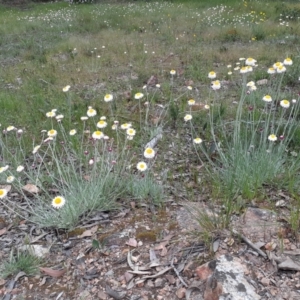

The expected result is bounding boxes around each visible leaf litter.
[1,197,300,299]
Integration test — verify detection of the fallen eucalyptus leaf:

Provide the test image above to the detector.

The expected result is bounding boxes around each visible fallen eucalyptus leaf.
[39,267,66,278]
[78,225,98,238]
[126,238,137,248]
[22,183,40,195]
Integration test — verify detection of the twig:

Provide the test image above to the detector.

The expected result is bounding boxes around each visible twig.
[142,266,172,279]
[170,257,188,287]
[232,229,267,259]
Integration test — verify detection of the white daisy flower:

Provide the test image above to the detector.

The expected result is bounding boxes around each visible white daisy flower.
[0,189,8,199]
[87,107,97,117]
[184,114,192,122]
[16,165,24,172]
[193,138,203,144]
[62,85,70,92]
[137,161,148,172]
[144,147,155,159]
[92,131,104,139]
[47,129,57,137]
[97,120,107,128]
[280,100,290,108]
[104,94,113,102]
[52,196,66,209]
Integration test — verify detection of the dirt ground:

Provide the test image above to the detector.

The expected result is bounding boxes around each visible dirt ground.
[1,197,300,300]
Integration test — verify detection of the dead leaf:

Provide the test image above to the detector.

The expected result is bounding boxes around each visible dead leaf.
[151,117,160,125]
[147,75,158,87]
[256,79,268,85]
[39,277,47,286]
[161,234,174,242]
[126,238,137,248]
[115,209,130,218]
[165,274,176,284]
[22,183,40,195]
[160,245,168,256]
[265,241,277,251]
[78,225,98,238]
[39,267,66,278]
[185,80,194,86]
[0,185,11,192]
[105,285,126,300]
[123,91,131,100]
[124,272,134,283]
[176,287,186,299]
[154,244,168,256]
[0,227,7,236]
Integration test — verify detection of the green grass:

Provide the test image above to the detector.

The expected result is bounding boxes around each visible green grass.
[0,249,43,279]
[0,0,300,233]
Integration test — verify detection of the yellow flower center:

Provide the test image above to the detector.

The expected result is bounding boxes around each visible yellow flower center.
[54,197,62,204]
[0,190,4,196]
[146,149,153,154]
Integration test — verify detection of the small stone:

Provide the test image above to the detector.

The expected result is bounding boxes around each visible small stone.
[154,278,164,287]
[146,280,154,288]
[22,183,40,195]
[176,287,186,299]
[165,274,176,284]
[276,200,286,207]
[261,278,270,286]
[97,291,106,300]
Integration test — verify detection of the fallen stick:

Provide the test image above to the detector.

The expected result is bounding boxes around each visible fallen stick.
[232,229,267,259]
[142,266,172,279]
[170,258,188,287]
